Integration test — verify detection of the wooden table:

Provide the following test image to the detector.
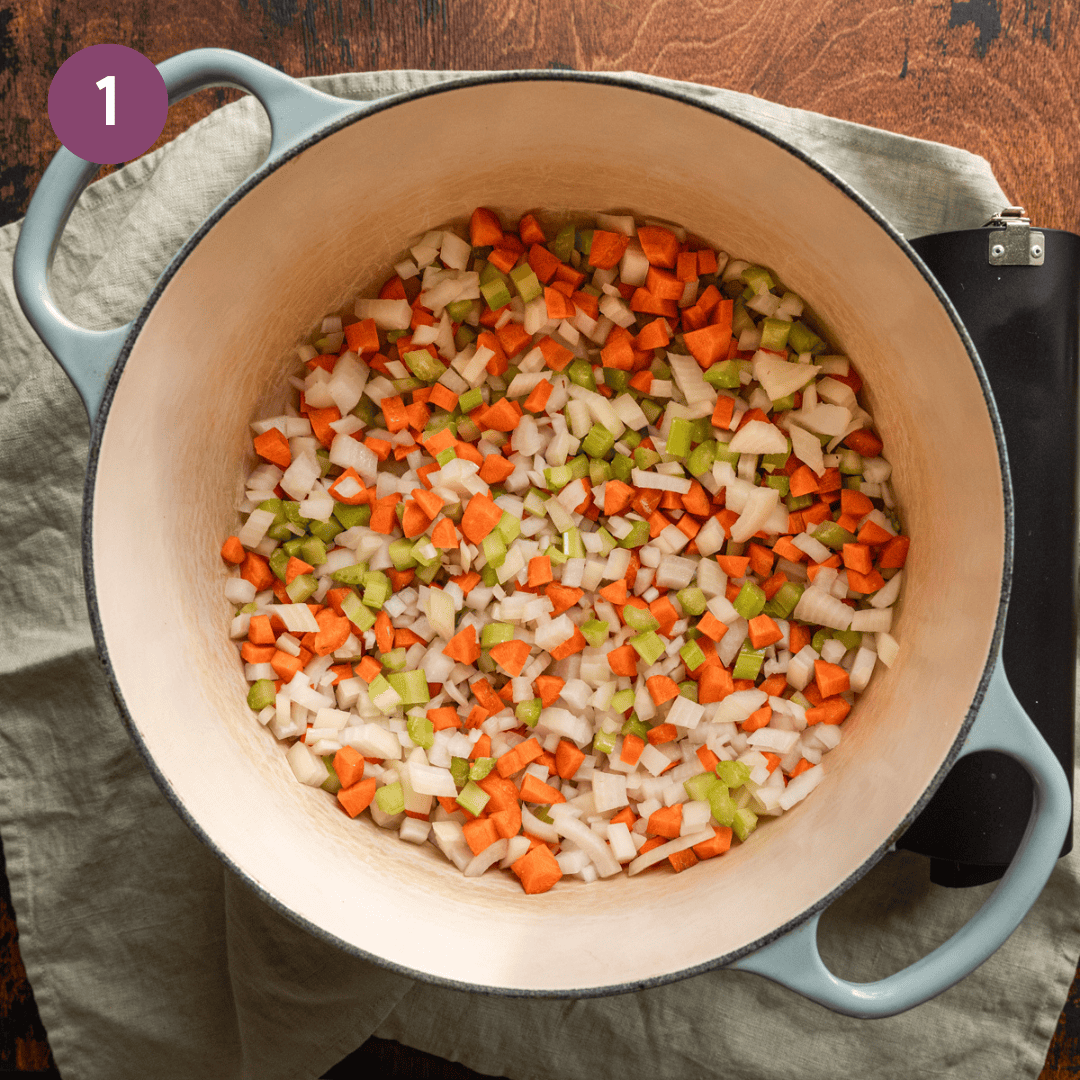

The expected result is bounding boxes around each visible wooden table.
[1,1,1077,1075]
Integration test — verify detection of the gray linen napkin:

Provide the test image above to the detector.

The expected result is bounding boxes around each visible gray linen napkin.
[0,67,1075,1080]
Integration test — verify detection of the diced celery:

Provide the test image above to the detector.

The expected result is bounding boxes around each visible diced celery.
[713,441,740,465]
[771,393,796,412]
[544,463,573,491]
[308,519,342,545]
[333,502,370,529]
[680,639,706,671]
[515,699,542,727]
[763,581,804,619]
[320,758,341,794]
[523,489,548,517]
[581,619,609,647]
[375,782,405,816]
[759,318,791,351]
[667,416,692,459]
[618,520,650,549]
[388,670,430,706]
[446,298,474,322]
[568,359,596,391]
[385,329,408,343]
[456,780,490,816]
[641,398,664,426]
[331,562,368,585]
[496,512,521,546]
[406,715,435,750]
[785,493,813,511]
[622,430,643,449]
[593,729,617,755]
[269,548,290,583]
[679,681,698,701]
[765,474,790,497]
[510,263,543,303]
[458,386,484,413]
[380,647,407,672]
[733,644,765,681]
[741,265,775,292]
[363,571,391,609]
[716,760,752,787]
[283,501,309,528]
[450,756,469,789]
[455,325,477,351]
[569,455,590,481]
[604,368,630,393]
[811,629,831,653]
[560,528,584,560]
[733,581,766,619]
[247,679,276,711]
[286,574,318,603]
[676,586,706,616]
[621,714,649,740]
[479,260,507,286]
[788,320,824,354]
[761,451,789,472]
[482,530,507,569]
[543,545,567,567]
[686,440,716,477]
[411,538,441,568]
[575,228,594,255]
[480,564,499,587]
[481,622,515,648]
[708,785,737,827]
[684,771,721,802]
[296,536,325,567]
[611,454,633,482]
[689,417,712,445]
[624,605,660,633]
[481,278,512,311]
[589,460,613,485]
[436,447,456,466]
[549,225,575,263]
[812,521,856,550]
[838,448,863,475]
[403,349,446,382]
[631,630,666,666]
[704,360,742,389]
[611,688,635,713]
[834,628,862,652]
[582,423,615,459]
[341,592,376,632]
[389,537,418,570]
[732,806,759,842]
[469,757,497,781]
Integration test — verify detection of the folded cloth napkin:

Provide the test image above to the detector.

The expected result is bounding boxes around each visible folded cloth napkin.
[0,66,1076,1080]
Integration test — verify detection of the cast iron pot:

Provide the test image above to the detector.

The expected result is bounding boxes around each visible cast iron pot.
[13,49,1071,1018]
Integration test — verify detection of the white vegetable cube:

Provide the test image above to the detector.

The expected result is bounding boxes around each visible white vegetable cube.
[591,771,629,813]
[606,822,638,863]
[286,742,327,787]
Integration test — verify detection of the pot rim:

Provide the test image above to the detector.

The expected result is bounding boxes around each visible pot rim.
[80,69,1014,997]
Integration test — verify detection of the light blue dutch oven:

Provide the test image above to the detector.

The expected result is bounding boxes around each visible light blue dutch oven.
[13,49,1071,1017]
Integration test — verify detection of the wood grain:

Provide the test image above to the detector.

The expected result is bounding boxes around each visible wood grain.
[0,0,1076,1074]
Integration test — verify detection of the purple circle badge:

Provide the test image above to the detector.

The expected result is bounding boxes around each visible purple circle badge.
[48,44,168,165]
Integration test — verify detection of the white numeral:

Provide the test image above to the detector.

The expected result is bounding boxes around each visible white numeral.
[96,75,115,126]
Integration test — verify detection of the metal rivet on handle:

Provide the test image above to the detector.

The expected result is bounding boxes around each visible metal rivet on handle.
[991,243,1005,257]
[1031,244,1043,258]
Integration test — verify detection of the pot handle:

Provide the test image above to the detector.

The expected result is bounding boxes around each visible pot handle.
[13,48,361,421]
[728,655,1071,1018]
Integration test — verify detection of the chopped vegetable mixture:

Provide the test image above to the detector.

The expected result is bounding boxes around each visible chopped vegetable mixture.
[221,208,908,893]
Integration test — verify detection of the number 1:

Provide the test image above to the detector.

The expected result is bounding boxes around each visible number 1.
[96,75,115,126]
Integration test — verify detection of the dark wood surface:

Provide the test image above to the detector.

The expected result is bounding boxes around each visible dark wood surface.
[1,1,1078,1075]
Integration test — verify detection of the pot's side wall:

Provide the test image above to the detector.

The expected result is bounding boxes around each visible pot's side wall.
[89,78,1004,991]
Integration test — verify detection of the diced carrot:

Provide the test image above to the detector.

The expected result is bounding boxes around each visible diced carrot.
[634,317,672,351]
[460,492,503,544]
[519,772,566,804]
[846,568,886,593]
[693,826,733,859]
[337,777,377,818]
[356,656,381,683]
[313,610,351,656]
[747,613,783,650]
[788,623,811,656]
[880,535,910,568]
[742,705,772,732]
[844,429,884,457]
[598,579,629,604]
[518,213,546,245]
[814,660,851,698]
[712,395,736,431]
[486,245,518,274]
[646,675,680,705]
[431,517,460,549]
[527,243,563,284]
[788,758,814,778]
[477,398,521,433]
[647,804,683,839]
[496,736,544,778]
[669,848,700,873]
[306,406,342,448]
[374,609,394,655]
[470,207,504,247]
[841,543,873,574]
[387,569,415,591]
[555,739,586,779]
[806,697,852,726]
[463,817,501,855]
[247,614,275,645]
[343,317,379,355]
[240,551,275,591]
[528,556,553,588]
[637,225,680,268]
[333,746,366,789]
[544,287,576,320]
[696,611,729,643]
[524,378,553,413]
[698,664,734,704]
[282,556,313,585]
[270,650,303,682]
[647,723,678,745]
[716,555,750,578]
[240,642,276,664]
[491,805,522,839]
[489,639,532,677]
[400,500,431,539]
[696,745,720,771]
[620,733,646,766]
[253,426,291,469]
[549,628,587,660]
[607,643,639,677]
[759,673,788,697]
[511,843,563,894]
[221,536,245,564]
[535,674,565,708]
[479,454,516,485]
[537,335,574,372]
[443,624,481,665]
[427,706,461,732]
[858,518,894,545]
[683,323,730,368]
[469,733,492,760]
[589,230,631,269]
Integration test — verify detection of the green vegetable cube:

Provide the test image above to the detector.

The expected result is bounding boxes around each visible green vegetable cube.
[247,679,276,711]
[631,631,666,666]
[733,581,766,619]
[375,782,405,816]
[582,423,615,459]
[455,780,490,817]
[406,715,435,750]
[666,417,692,459]
[285,574,318,603]
[732,644,765,681]
[515,699,542,727]
[716,760,752,787]
[387,670,430,707]
[732,806,759,842]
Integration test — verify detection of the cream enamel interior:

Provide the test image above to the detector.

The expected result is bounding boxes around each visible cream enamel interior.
[89,79,1005,992]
